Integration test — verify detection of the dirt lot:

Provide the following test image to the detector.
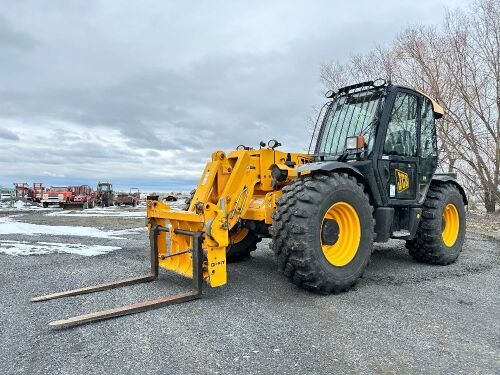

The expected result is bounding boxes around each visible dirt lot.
[0,207,499,375]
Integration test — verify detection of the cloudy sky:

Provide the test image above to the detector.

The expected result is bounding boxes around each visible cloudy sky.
[0,0,465,192]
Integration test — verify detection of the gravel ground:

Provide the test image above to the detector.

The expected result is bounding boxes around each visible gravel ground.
[0,209,499,375]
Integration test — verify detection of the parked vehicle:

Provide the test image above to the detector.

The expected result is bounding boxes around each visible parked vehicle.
[32,183,45,203]
[115,188,140,207]
[32,79,469,328]
[0,187,15,208]
[96,182,114,207]
[0,187,15,201]
[13,183,33,200]
[41,187,73,208]
[62,185,96,209]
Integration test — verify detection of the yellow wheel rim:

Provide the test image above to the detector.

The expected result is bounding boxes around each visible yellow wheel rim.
[442,203,459,247]
[321,202,361,267]
[230,228,249,244]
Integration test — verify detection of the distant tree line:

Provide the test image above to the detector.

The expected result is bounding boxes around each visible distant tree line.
[320,0,499,212]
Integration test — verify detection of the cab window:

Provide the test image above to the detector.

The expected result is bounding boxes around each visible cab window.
[383,92,418,156]
[419,98,438,185]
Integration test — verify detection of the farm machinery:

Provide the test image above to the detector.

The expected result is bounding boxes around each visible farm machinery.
[62,185,96,209]
[96,182,114,207]
[33,79,467,328]
[41,185,96,209]
[0,186,15,207]
[13,183,32,200]
[115,188,140,206]
[32,183,45,203]
[12,182,45,203]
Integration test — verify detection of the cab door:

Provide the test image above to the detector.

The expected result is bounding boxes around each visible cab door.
[378,89,421,204]
[417,97,439,201]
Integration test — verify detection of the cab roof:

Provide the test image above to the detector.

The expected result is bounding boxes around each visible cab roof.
[413,88,444,119]
[336,80,445,119]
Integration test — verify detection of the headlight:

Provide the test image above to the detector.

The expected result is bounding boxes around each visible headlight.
[346,135,365,150]
[373,78,386,87]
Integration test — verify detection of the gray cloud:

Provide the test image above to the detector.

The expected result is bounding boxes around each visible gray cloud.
[0,15,37,52]
[0,0,466,190]
[0,127,19,140]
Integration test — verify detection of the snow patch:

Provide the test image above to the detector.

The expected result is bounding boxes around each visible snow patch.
[0,240,121,256]
[0,200,51,211]
[46,207,146,218]
[0,217,145,238]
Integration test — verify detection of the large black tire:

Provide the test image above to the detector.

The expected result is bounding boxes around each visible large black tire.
[406,183,466,265]
[42,202,48,208]
[226,230,261,262]
[270,172,374,294]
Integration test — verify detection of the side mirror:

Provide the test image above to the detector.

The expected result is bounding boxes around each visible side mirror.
[259,141,266,148]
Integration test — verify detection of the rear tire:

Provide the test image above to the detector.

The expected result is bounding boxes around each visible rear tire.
[42,202,48,208]
[406,183,466,265]
[271,172,374,294]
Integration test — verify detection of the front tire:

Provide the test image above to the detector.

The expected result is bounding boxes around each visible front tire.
[406,183,466,265]
[271,172,374,294]
[183,189,260,262]
[226,228,261,262]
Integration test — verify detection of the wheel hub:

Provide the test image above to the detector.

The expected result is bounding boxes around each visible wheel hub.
[321,219,339,245]
[442,203,459,247]
[320,201,361,267]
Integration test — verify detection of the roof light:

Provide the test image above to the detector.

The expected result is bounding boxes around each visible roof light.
[325,90,336,98]
[373,78,386,87]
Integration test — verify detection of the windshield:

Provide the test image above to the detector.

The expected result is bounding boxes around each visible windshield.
[316,88,385,157]
[98,185,110,191]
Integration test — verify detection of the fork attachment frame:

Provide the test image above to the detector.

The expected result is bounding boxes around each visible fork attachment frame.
[32,226,204,329]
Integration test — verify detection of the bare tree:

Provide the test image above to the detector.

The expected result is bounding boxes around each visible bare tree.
[320,0,499,212]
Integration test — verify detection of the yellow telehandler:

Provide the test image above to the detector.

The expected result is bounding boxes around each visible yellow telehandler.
[33,79,467,328]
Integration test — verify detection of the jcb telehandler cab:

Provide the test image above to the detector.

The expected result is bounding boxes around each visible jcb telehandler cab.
[33,79,467,328]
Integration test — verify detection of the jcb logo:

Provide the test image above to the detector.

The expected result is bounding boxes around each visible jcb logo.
[395,169,410,193]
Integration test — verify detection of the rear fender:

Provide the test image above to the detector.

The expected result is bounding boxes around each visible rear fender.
[431,174,468,205]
